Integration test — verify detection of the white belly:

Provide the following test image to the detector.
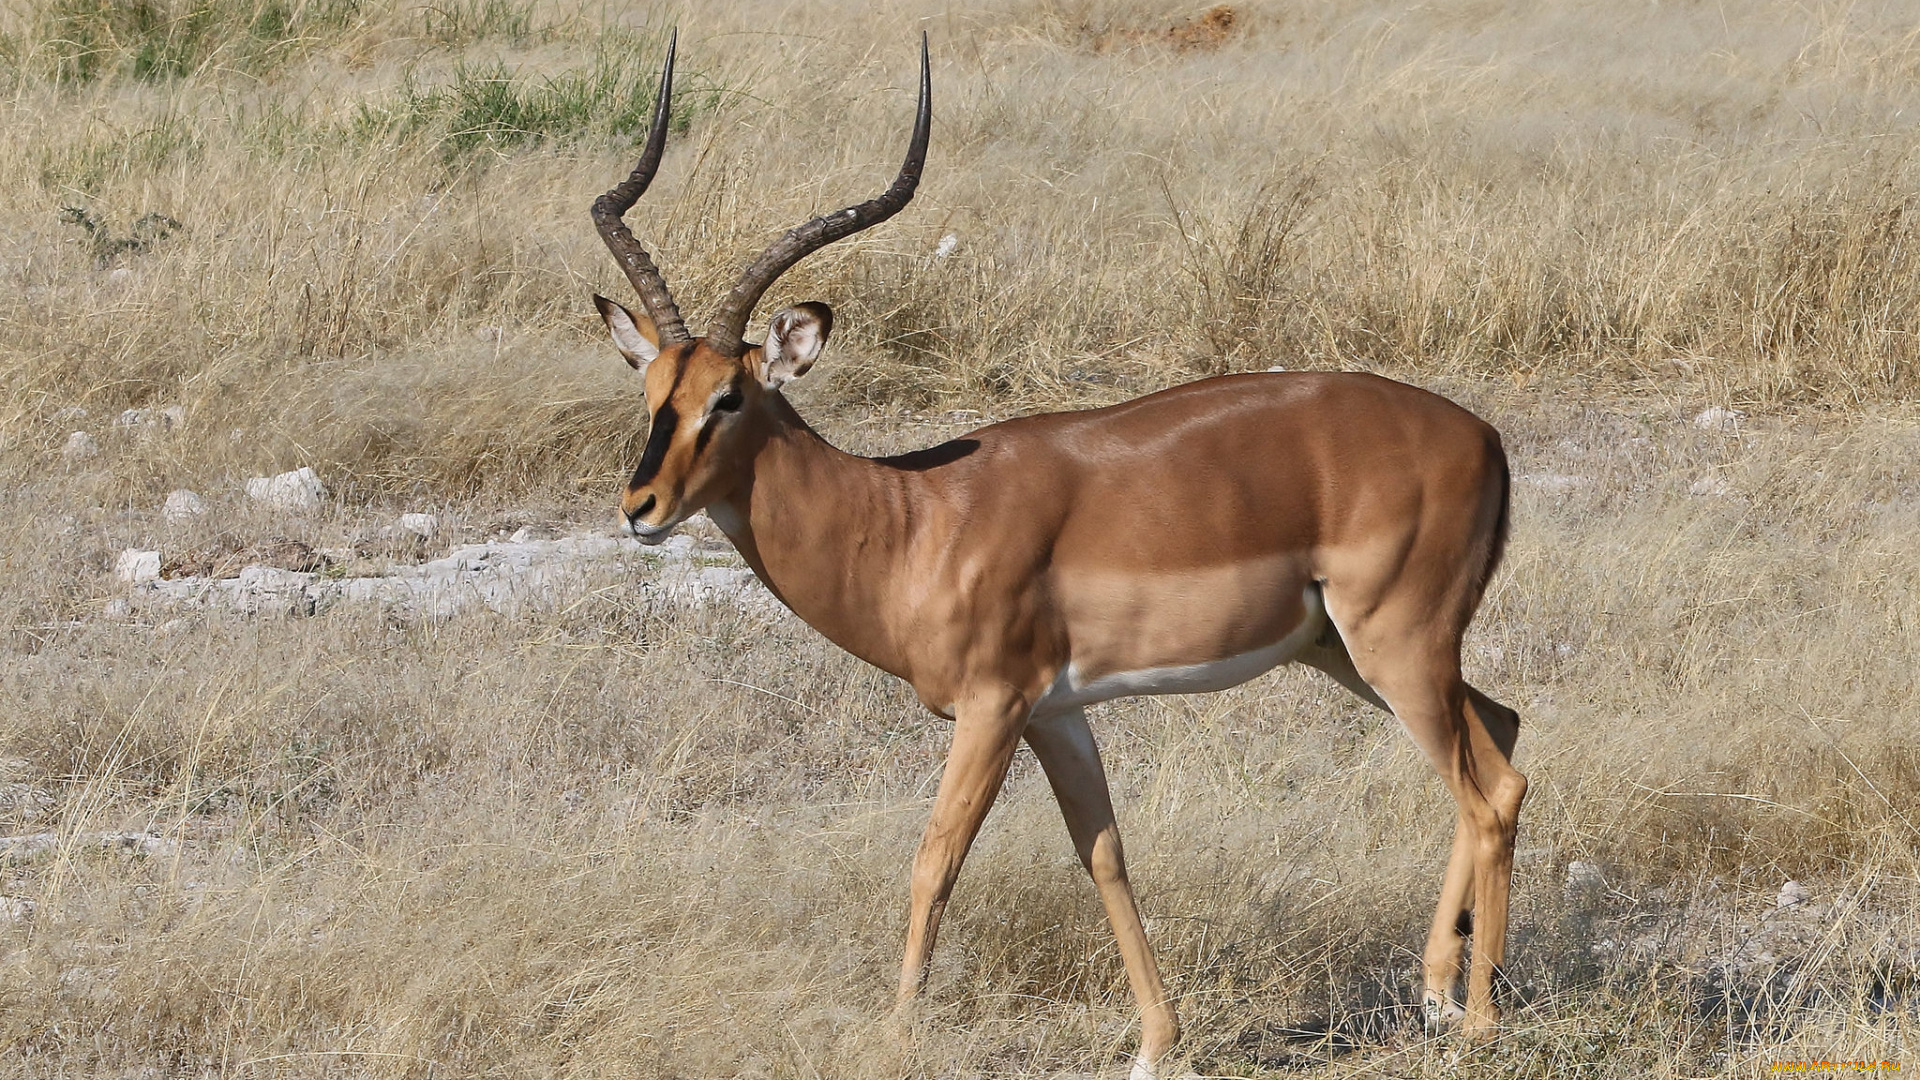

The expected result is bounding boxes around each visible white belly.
[1031,584,1327,718]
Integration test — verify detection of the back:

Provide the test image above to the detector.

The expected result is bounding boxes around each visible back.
[940,371,1501,572]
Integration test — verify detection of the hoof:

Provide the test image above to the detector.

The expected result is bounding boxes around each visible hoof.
[1421,989,1465,1030]
[883,1001,918,1045]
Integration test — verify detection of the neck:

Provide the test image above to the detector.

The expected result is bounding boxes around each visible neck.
[708,396,916,676]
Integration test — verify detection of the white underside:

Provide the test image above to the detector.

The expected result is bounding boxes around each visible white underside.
[1030,584,1327,719]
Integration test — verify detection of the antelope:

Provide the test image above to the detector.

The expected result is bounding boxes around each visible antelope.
[590,32,1527,1075]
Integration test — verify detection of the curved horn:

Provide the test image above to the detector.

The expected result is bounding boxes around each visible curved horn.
[591,28,690,344]
[704,32,932,357]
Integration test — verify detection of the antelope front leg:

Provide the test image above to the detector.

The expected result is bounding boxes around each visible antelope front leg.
[1025,708,1178,1076]
[896,695,1026,1006]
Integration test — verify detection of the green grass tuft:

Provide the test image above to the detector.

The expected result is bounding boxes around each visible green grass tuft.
[31,0,364,83]
[417,0,536,45]
[358,30,722,159]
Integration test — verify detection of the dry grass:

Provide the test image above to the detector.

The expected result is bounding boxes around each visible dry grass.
[3,1,1920,1076]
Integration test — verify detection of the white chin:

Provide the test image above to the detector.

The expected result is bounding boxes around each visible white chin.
[631,521,677,545]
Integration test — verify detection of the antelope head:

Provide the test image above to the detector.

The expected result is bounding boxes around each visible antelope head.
[591,31,931,543]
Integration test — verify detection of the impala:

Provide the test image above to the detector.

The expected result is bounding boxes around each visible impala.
[590,32,1527,1074]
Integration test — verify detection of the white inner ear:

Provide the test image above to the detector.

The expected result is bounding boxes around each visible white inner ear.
[606,305,659,366]
[761,309,824,388]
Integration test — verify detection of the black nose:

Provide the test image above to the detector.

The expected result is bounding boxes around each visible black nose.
[627,493,656,525]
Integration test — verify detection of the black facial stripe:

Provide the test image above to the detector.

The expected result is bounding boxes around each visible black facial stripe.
[630,399,678,489]
[693,408,722,454]
[693,382,742,454]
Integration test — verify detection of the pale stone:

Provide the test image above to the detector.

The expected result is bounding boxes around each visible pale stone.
[112,405,182,432]
[398,513,439,538]
[1694,406,1743,431]
[162,489,206,522]
[1565,860,1606,893]
[245,467,325,512]
[115,549,161,584]
[1778,879,1810,910]
[0,832,177,861]
[62,431,97,459]
[112,526,774,621]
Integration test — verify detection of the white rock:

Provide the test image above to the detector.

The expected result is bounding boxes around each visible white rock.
[122,525,777,622]
[0,896,34,922]
[398,513,439,538]
[474,326,502,342]
[1565,860,1606,893]
[1689,477,1730,497]
[236,565,312,591]
[115,549,162,584]
[1777,879,1810,910]
[106,267,134,288]
[62,431,97,459]
[245,467,325,512]
[1,781,54,824]
[0,831,175,861]
[510,527,533,544]
[109,405,181,432]
[1694,406,1744,431]
[162,489,206,522]
[934,233,959,259]
[103,598,131,620]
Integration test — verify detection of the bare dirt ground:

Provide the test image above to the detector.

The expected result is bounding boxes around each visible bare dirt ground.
[4,1,1920,1076]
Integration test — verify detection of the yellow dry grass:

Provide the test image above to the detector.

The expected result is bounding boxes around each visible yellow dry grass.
[3,1,1920,1076]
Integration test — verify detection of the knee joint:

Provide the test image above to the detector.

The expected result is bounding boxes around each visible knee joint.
[1088,830,1129,885]
[1495,772,1528,827]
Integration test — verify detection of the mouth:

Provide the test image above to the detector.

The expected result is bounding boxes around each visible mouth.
[622,513,680,545]
[621,490,682,544]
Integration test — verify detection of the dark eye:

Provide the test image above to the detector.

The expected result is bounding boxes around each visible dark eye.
[713,388,743,413]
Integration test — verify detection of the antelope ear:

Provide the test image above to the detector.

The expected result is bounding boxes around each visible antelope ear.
[593,294,660,370]
[758,302,833,389]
